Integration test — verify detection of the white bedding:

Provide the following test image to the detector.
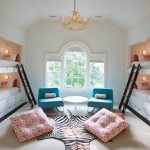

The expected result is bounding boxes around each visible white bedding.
[132,89,150,101]
[0,87,20,101]
[129,89,150,119]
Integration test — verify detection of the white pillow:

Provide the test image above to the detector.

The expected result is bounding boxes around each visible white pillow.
[44,93,56,98]
[11,54,17,61]
[95,94,107,99]
[7,79,14,88]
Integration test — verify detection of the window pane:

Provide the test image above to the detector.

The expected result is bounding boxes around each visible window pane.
[65,51,86,88]
[79,78,84,87]
[78,68,85,77]
[66,78,72,87]
[46,61,61,87]
[90,62,104,87]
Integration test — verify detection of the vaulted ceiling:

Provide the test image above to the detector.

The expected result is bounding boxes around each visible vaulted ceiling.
[0,0,150,31]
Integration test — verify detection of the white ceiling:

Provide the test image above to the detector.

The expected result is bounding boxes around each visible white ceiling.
[0,0,150,31]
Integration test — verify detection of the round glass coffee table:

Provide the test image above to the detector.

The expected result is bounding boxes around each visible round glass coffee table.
[63,96,88,110]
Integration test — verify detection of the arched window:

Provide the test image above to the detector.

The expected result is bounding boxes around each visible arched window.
[45,41,106,89]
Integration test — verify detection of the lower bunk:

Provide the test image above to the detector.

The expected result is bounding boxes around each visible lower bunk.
[0,87,27,122]
[127,89,150,126]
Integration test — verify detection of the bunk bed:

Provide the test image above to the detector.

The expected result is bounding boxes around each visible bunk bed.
[128,89,150,125]
[119,63,150,126]
[0,37,27,121]
[121,38,150,126]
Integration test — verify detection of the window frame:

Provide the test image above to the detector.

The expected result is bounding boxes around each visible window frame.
[46,61,61,87]
[44,42,106,89]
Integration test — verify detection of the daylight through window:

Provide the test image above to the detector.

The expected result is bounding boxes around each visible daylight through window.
[64,51,86,88]
[45,46,105,88]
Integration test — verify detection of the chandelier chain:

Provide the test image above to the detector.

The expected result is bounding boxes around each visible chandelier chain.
[74,0,76,11]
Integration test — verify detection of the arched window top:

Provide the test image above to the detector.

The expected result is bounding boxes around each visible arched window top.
[45,41,106,89]
[60,41,91,57]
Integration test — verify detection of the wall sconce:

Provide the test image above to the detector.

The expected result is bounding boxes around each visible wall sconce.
[142,76,147,81]
[142,50,150,60]
[4,49,9,54]
[142,50,147,56]
[4,75,9,80]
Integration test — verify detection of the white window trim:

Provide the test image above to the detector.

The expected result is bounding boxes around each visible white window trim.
[44,41,107,89]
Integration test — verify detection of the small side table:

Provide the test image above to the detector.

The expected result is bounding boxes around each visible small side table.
[63,96,88,110]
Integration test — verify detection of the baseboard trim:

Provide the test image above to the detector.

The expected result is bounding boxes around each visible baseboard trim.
[0,102,27,122]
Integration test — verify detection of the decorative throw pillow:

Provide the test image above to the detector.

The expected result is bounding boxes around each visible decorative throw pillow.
[134,54,139,61]
[7,79,14,88]
[115,112,125,120]
[83,108,128,142]
[15,54,19,62]
[11,54,17,61]
[10,107,54,142]
[3,54,17,61]
[13,79,18,87]
[44,93,56,98]
[95,94,107,99]
[1,81,8,88]
[136,81,150,90]
[1,80,15,88]
[3,54,11,60]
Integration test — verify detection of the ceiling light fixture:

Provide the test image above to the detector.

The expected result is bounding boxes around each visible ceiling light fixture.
[60,0,88,31]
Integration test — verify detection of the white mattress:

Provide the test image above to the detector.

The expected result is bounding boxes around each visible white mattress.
[0,87,20,101]
[129,90,150,119]
[132,89,150,101]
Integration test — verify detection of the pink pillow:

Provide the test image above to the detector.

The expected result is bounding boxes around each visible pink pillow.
[84,108,128,142]
[134,54,139,61]
[10,107,54,142]
[13,79,18,87]
[4,54,17,61]
[0,80,14,88]
[136,81,150,90]
[1,81,8,88]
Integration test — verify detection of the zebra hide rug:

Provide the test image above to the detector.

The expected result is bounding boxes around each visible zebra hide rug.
[38,112,96,150]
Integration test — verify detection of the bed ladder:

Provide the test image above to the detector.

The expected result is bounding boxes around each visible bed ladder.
[16,64,37,108]
[118,64,141,113]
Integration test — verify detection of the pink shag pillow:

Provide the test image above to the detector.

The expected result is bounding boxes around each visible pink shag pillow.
[84,108,128,142]
[10,107,54,142]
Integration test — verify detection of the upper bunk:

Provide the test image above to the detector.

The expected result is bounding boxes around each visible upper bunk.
[128,38,150,74]
[0,37,21,72]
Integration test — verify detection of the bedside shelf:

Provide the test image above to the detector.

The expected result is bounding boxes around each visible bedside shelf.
[0,59,20,67]
[128,67,150,74]
[0,60,20,73]
[131,61,150,68]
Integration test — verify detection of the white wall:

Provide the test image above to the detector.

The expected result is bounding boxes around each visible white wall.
[26,21,126,104]
[127,14,150,45]
[0,13,25,45]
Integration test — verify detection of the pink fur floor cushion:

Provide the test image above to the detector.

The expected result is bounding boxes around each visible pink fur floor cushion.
[84,108,128,142]
[10,107,54,142]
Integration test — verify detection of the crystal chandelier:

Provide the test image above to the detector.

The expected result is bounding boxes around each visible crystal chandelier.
[60,0,88,31]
